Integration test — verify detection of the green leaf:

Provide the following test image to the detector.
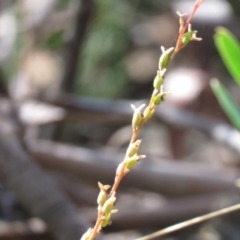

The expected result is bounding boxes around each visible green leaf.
[210,78,240,131]
[214,27,240,86]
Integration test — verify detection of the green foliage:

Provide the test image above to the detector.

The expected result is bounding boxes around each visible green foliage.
[211,79,240,131]
[211,28,240,130]
[214,27,240,86]
[75,0,169,98]
[77,0,139,98]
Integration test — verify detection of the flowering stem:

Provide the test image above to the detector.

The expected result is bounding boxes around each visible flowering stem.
[110,128,140,195]
[171,0,204,60]
[83,1,204,239]
[90,127,141,239]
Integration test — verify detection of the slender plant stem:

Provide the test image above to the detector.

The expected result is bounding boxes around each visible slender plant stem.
[110,163,126,195]
[110,128,140,195]
[135,203,240,240]
[90,128,141,239]
[130,129,140,144]
[90,215,102,240]
[171,0,204,60]
[87,1,204,239]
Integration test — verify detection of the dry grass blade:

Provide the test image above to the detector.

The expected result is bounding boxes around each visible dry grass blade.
[135,203,240,240]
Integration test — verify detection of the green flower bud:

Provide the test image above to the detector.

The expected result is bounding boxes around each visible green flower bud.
[126,140,142,157]
[153,93,165,105]
[125,155,138,170]
[153,71,163,90]
[101,210,118,228]
[182,31,193,47]
[181,24,201,48]
[159,47,174,70]
[153,86,169,106]
[102,196,116,215]
[143,106,155,120]
[97,182,110,208]
[131,104,145,130]
[125,154,146,170]
[101,212,112,227]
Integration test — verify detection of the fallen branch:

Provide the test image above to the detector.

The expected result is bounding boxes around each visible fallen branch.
[30,140,239,197]
[38,94,240,154]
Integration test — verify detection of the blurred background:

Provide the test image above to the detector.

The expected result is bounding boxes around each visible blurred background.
[1,0,240,239]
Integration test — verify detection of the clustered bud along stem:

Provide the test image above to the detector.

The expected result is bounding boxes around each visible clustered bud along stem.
[81,1,204,239]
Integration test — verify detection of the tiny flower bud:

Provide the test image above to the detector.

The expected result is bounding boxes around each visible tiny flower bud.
[102,196,116,215]
[126,140,142,157]
[182,31,193,47]
[97,191,107,209]
[125,154,146,170]
[101,209,118,227]
[143,106,155,120]
[81,228,93,240]
[153,71,163,90]
[153,86,170,105]
[153,93,165,105]
[101,212,111,227]
[125,155,138,170]
[181,24,202,48]
[177,11,187,32]
[131,104,145,130]
[159,47,174,70]
[97,182,110,208]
